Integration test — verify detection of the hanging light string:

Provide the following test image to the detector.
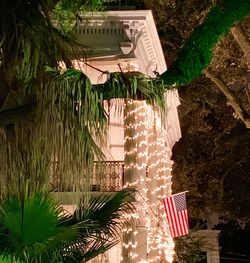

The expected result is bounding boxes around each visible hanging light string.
[122,100,175,263]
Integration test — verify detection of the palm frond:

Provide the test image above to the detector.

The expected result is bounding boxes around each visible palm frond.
[0,254,21,263]
[42,67,107,192]
[0,189,135,262]
[0,192,102,262]
[63,238,118,263]
[0,0,91,196]
[93,71,167,110]
[0,0,86,90]
[0,193,64,259]
[62,188,136,262]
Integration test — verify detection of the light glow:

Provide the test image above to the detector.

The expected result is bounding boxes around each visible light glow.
[122,100,175,263]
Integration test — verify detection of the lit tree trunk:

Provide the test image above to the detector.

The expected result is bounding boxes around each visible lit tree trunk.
[231,26,250,70]
[123,100,148,263]
[204,69,250,129]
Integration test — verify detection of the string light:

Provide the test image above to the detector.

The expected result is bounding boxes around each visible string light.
[122,99,176,263]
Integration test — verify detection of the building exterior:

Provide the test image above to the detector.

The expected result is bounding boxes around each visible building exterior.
[52,10,182,263]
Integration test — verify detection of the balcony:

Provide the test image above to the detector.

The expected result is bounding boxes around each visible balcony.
[91,161,124,191]
[51,161,124,193]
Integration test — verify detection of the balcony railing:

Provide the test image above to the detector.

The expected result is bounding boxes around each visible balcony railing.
[51,161,124,192]
[91,161,124,191]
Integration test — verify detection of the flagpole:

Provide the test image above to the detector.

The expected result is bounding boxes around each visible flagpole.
[171,190,189,197]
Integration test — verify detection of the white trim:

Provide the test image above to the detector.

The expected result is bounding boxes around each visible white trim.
[75,10,181,146]
[76,10,166,76]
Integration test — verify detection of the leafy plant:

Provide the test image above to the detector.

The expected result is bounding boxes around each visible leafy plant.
[54,0,114,33]
[0,189,135,262]
[174,231,205,263]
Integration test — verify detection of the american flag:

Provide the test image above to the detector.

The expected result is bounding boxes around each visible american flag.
[162,192,189,238]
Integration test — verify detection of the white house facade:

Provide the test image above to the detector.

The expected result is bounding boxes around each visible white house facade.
[52,10,182,263]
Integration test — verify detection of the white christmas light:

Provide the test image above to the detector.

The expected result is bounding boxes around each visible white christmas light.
[122,100,175,263]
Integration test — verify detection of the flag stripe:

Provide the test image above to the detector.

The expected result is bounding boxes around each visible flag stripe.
[163,197,174,237]
[184,209,189,234]
[178,211,185,235]
[166,197,176,236]
[162,192,189,238]
[168,197,177,236]
[170,197,179,237]
[180,210,188,235]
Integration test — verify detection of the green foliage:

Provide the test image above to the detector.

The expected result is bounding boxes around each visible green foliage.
[0,192,67,262]
[93,71,166,109]
[171,75,250,222]
[0,0,82,92]
[0,0,92,195]
[1,193,61,245]
[0,189,135,262]
[174,232,205,263]
[64,189,135,262]
[0,254,20,263]
[162,0,250,86]
[44,67,108,190]
[0,0,104,195]
[54,0,113,33]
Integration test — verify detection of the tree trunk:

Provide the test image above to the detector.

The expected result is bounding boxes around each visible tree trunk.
[230,26,250,70]
[204,69,250,129]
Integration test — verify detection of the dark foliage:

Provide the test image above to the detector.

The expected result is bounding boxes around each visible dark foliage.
[214,221,250,263]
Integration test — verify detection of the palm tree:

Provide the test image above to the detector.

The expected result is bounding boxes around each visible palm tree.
[0,0,106,194]
[0,2,142,260]
[0,188,135,263]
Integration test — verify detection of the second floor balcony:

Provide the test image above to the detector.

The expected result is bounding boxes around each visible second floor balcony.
[51,161,124,193]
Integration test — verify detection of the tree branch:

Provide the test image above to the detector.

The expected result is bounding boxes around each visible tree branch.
[204,69,250,129]
[0,103,36,126]
[230,26,250,70]
[161,0,250,86]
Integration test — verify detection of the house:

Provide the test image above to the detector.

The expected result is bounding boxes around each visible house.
[51,10,181,263]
